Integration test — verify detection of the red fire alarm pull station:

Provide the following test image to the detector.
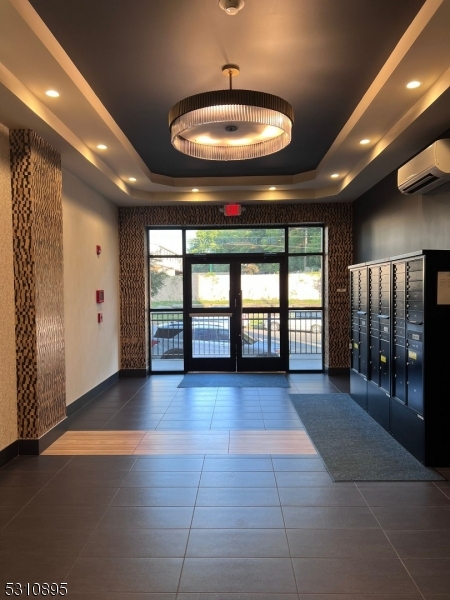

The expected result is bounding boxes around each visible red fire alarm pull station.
[96,245,102,255]
[98,313,103,323]
[223,203,241,217]
[96,290,104,303]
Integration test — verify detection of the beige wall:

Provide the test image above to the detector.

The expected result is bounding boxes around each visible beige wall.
[62,170,120,406]
[0,124,18,450]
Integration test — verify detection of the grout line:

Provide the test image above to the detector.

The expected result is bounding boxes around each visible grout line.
[327,378,346,393]
[61,455,139,582]
[270,453,300,597]
[174,454,204,596]
[431,480,450,500]
[355,484,427,600]
[0,455,76,533]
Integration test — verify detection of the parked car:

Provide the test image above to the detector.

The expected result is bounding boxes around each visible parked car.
[151,321,184,357]
[290,311,322,333]
[255,311,322,333]
[151,320,280,359]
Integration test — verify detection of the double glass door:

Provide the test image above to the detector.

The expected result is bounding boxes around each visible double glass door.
[185,257,287,372]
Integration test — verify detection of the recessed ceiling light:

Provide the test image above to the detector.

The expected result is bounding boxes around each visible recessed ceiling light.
[269,186,277,191]
[97,144,107,150]
[45,90,60,97]
[192,188,199,192]
[359,139,370,145]
[128,177,137,182]
[406,80,422,89]
[331,173,339,178]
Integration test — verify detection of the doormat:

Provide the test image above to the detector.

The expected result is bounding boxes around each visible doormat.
[289,393,443,481]
[178,373,289,388]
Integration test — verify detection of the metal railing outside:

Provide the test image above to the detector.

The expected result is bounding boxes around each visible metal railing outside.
[288,310,322,355]
[241,312,280,357]
[150,309,322,362]
[150,312,184,359]
[191,316,231,357]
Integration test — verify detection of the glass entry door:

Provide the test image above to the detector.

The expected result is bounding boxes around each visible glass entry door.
[185,257,287,372]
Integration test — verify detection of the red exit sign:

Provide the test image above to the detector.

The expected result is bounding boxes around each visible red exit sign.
[223,203,241,217]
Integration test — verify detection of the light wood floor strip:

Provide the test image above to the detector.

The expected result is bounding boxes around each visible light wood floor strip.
[42,430,316,455]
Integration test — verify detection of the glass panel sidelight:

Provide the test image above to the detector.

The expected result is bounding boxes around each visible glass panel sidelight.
[191,264,230,308]
[150,311,184,371]
[288,256,322,308]
[149,230,184,371]
[288,309,322,370]
[241,263,280,307]
[150,258,183,309]
[186,229,285,254]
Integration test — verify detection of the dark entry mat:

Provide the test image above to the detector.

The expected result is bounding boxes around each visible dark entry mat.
[289,393,443,481]
[178,373,289,388]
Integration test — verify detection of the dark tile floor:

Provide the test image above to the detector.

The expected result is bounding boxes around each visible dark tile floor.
[0,373,449,598]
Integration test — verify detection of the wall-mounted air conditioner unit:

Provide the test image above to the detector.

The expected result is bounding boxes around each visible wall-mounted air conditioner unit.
[398,139,450,195]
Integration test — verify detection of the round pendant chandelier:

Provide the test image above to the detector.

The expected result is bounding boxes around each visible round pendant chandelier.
[169,65,294,161]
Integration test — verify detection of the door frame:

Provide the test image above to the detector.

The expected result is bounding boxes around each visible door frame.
[147,225,325,374]
[184,255,288,372]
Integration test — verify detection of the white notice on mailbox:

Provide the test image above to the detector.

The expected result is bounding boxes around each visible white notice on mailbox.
[437,271,450,305]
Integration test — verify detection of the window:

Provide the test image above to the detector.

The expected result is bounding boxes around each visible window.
[148,225,324,372]
[288,227,323,370]
[186,228,285,254]
[149,230,184,371]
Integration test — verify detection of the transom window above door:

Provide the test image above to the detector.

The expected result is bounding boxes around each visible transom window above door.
[186,229,285,254]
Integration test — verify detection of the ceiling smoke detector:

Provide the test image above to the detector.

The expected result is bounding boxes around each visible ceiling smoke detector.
[219,0,245,16]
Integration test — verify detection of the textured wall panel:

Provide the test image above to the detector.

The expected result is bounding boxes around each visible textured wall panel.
[119,203,352,370]
[10,130,66,439]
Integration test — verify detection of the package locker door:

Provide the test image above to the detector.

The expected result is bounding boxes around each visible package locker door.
[359,313,368,377]
[350,268,366,375]
[393,345,406,402]
[379,337,390,391]
[407,348,424,414]
[405,259,424,415]
[406,328,424,415]
[368,266,380,385]
[393,261,406,403]
[369,337,380,383]
[351,336,360,371]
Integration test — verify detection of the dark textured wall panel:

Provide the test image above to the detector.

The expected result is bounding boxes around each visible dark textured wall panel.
[119,203,352,370]
[353,171,450,263]
[10,130,66,439]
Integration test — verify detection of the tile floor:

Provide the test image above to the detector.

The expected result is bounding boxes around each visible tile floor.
[1,373,449,598]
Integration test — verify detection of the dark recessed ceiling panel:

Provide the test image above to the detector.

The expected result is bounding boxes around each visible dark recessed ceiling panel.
[29,0,425,179]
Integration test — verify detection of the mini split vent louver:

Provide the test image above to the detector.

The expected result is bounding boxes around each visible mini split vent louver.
[398,139,450,195]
